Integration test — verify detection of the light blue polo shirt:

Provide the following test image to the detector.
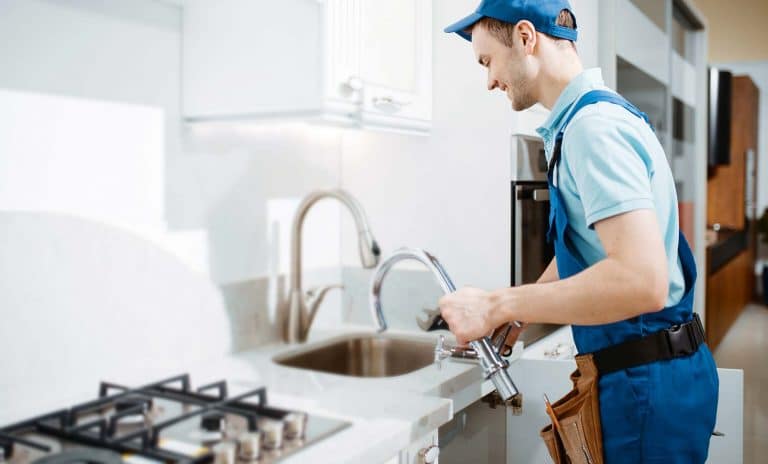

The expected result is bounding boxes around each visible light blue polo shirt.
[536,68,685,307]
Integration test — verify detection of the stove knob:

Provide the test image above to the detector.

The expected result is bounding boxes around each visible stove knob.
[418,445,439,464]
[260,420,284,450]
[201,412,226,432]
[237,432,260,461]
[211,441,236,464]
[283,412,307,440]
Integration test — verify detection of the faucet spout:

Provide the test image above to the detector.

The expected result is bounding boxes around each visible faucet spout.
[284,189,380,343]
[369,247,520,401]
[369,248,454,331]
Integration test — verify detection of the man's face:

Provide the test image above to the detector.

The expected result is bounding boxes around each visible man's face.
[471,24,537,111]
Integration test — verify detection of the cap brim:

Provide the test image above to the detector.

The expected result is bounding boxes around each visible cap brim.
[443,12,484,42]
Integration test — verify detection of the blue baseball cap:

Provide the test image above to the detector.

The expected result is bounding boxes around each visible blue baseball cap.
[444,0,578,42]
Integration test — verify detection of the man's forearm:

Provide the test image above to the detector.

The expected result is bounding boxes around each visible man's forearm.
[492,256,665,326]
[536,257,559,284]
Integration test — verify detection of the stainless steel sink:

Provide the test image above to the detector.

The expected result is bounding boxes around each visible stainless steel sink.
[273,334,436,378]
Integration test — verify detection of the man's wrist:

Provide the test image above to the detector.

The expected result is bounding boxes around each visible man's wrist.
[488,287,515,328]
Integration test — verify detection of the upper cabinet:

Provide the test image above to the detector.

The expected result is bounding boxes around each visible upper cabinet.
[182,0,432,134]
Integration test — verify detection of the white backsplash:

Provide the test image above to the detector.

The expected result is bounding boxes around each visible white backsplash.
[342,267,444,333]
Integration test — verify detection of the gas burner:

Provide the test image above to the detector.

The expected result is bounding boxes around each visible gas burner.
[110,395,154,427]
[0,374,349,463]
[200,411,226,433]
[114,395,153,416]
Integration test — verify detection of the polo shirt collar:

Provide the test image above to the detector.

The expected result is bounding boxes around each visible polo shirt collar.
[536,68,605,150]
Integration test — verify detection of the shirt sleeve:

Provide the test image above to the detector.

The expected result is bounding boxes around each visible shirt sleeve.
[561,108,656,228]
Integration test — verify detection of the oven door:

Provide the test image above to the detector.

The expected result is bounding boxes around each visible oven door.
[511,181,560,346]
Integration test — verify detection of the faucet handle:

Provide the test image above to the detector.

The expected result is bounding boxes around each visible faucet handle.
[302,284,344,331]
[434,335,447,362]
[305,284,344,310]
[434,335,479,362]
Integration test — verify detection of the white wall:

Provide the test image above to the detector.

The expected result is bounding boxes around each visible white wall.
[0,0,339,284]
[0,211,231,423]
[0,0,346,375]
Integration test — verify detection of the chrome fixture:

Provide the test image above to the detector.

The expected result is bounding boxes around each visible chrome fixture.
[433,328,515,362]
[284,189,380,343]
[369,247,520,401]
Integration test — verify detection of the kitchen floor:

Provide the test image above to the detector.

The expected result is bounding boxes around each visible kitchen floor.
[712,303,768,464]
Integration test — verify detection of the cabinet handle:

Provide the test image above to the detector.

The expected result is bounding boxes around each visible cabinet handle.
[372,96,411,113]
[418,445,440,464]
[532,189,550,202]
[339,76,364,97]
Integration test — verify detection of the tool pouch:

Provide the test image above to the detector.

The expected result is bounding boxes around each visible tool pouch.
[539,354,604,464]
[541,423,567,463]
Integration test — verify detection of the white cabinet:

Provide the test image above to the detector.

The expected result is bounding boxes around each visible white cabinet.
[182,0,432,134]
[438,395,507,463]
[707,368,744,463]
[386,429,439,464]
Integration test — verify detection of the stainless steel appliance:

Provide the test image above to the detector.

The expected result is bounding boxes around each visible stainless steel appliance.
[510,135,560,346]
[0,374,348,463]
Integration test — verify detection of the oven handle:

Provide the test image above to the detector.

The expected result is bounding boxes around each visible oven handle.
[516,186,550,202]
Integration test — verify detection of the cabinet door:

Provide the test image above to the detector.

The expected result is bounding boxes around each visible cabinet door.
[707,368,744,463]
[326,0,432,126]
[438,396,507,463]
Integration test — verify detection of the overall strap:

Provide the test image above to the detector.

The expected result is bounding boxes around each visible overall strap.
[547,90,653,177]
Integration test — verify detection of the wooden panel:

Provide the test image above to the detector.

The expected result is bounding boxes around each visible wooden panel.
[706,250,752,350]
[706,76,758,230]
[706,141,745,229]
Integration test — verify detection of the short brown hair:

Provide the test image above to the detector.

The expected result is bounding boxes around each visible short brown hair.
[469,9,576,47]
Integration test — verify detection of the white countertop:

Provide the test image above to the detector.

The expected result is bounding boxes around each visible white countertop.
[2,325,572,463]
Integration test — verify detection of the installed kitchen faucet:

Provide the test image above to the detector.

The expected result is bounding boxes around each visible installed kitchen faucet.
[369,247,521,402]
[284,189,380,343]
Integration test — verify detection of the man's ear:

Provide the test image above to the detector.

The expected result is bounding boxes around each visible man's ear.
[516,20,537,55]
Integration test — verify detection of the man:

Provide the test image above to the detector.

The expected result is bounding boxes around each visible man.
[439,1,719,463]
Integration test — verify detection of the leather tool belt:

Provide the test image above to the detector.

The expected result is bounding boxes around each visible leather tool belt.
[540,314,706,464]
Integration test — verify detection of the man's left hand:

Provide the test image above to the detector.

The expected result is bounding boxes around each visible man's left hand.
[438,287,497,345]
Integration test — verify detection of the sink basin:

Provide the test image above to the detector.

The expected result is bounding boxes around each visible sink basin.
[274,334,436,378]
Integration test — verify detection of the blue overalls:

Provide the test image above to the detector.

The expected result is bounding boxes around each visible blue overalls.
[546,90,720,463]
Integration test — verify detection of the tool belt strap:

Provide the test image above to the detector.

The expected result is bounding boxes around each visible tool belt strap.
[592,313,706,375]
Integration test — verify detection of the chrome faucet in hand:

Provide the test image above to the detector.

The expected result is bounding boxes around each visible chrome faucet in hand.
[284,189,380,343]
[369,247,520,401]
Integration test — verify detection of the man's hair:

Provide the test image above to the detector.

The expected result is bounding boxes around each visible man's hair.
[469,9,576,48]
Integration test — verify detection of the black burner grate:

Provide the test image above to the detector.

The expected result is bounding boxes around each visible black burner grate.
[0,374,293,463]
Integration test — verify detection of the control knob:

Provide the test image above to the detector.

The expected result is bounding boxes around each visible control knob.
[418,445,439,464]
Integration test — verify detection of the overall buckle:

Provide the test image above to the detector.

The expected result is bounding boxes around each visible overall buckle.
[665,323,695,357]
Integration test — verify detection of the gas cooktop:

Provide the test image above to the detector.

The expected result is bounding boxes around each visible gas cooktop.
[0,374,348,463]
